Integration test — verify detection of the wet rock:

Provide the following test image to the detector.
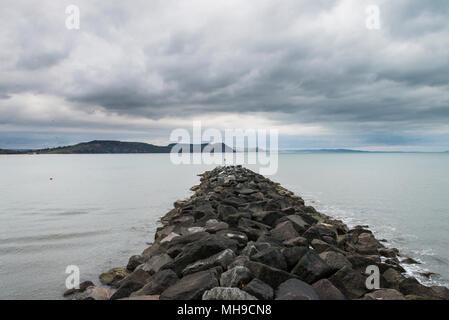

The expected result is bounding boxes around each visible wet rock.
[243,279,274,300]
[270,221,300,242]
[244,261,297,289]
[160,269,220,300]
[378,248,398,258]
[251,247,287,271]
[275,279,319,300]
[354,232,380,255]
[401,257,421,265]
[63,280,95,297]
[312,279,346,300]
[430,286,449,300]
[398,277,436,298]
[220,266,253,287]
[382,268,405,289]
[292,251,333,284]
[127,255,147,271]
[364,289,405,300]
[328,266,368,299]
[319,251,352,273]
[182,249,236,276]
[99,268,128,287]
[203,287,258,300]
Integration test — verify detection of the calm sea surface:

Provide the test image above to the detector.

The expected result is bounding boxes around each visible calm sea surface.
[0,153,448,299]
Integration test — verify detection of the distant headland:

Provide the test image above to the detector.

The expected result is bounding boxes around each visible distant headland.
[0,140,235,155]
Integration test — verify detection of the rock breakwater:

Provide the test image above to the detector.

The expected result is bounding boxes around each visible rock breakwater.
[67,166,449,300]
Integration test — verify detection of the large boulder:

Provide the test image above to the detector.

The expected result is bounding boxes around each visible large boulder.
[220,266,253,288]
[312,279,346,300]
[137,269,179,295]
[283,236,308,248]
[328,266,368,299]
[99,268,128,288]
[244,261,297,288]
[319,251,352,273]
[251,247,288,271]
[382,268,405,289]
[252,211,284,227]
[243,279,274,300]
[270,221,300,242]
[291,251,333,284]
[202,287,258,300]
[110,269,152,299]
[283,215,310,234]
[398,277,436,298]
[160,268,220,300]
[163,235,239,275]
[275,279,319,300]
[182,249,235,276]
[354,232,380,255]
[282,246,309,271]
[140,253,173,275]
[303,224,337,244]
[127,255,147,271]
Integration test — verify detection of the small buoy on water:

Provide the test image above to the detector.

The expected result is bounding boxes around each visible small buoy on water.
[49,177,54,181]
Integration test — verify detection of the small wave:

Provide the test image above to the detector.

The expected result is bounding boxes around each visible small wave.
[0,230,110,245]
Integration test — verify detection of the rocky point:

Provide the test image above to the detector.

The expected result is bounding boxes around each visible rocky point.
[65,166,449,300]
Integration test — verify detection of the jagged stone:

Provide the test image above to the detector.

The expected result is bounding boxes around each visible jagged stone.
[202,287,258,300]
[243,278,274,300]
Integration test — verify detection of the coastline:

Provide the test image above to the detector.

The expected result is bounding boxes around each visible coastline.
[66,165,449,300]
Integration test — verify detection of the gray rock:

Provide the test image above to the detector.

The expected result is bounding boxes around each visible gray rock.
[292,251,333,283]
[127,255,147,271]
[160,268,220,300]
[244,261,297,288]
[251,247,288,271]
[205,219,229,233]
[329,266,368,299]
[220,266,253,287]
[182,249,236,276]
[312,279,346,300]
[282,246,309,270]
[202,287,258,300]
[319,251,352,273]
[275,279,319,300]
[311,239,331,252]
[141,253,173,275]
[138,269,179,295]
[283,236,308,247]
[228,255,250,269]
[243,279,274,300]
[284,215,310,233]
[163,235,239,276]
[270,221,300,242]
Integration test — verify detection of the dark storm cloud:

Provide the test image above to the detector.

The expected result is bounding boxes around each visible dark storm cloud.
[0,0,448,149]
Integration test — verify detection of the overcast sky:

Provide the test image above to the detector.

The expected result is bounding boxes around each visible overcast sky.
[1,0,448,150]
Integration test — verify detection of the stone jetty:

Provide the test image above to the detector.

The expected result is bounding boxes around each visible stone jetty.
[67,166,449,300]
